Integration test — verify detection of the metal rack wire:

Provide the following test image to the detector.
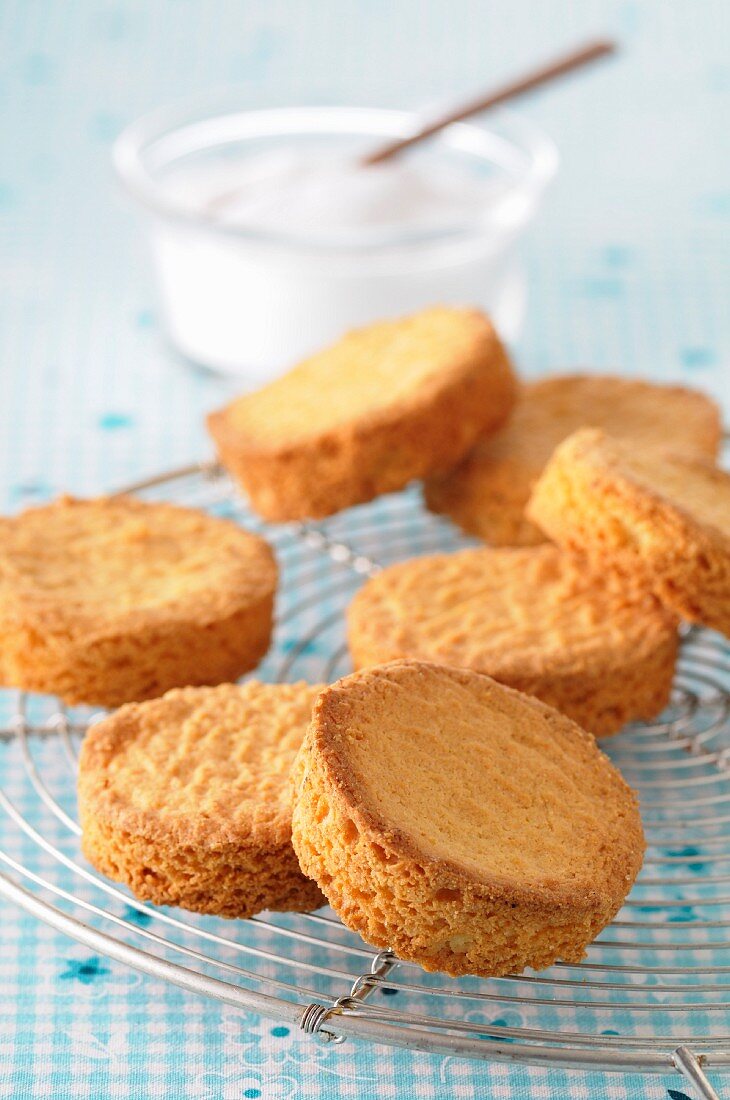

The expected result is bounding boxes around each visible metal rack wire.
[0,460,728,1100]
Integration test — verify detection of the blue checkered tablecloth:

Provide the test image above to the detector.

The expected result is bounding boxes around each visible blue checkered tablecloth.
[2,1,729,1097]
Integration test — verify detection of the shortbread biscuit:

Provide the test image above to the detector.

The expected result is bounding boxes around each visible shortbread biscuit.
[79,682,325,918]
[347,544,677,735]
[0,495,277,706]
[425,374,720,546]
[291,660,644,977]
[528,427,730,638]
[208,307,517,521]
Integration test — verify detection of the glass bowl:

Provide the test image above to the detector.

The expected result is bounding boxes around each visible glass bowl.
[114,101,558,382]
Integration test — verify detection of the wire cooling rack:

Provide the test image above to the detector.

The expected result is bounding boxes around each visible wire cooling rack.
[1,461,729,1100]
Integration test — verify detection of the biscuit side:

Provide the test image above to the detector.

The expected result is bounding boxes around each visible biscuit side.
[424,448,547,546]
[79,809,323,919]
[0,590,275,707]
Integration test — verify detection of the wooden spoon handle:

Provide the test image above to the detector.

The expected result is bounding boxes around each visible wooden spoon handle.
[361,38,616,167]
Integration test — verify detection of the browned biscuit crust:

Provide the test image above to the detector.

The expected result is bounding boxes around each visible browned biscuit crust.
[208,307,517,521]
[347,544,677,735]
[527,427,730,638]
[0,495,277,706]
[79,682,325,918]
[291,660,645,977]
[425,374,721,546]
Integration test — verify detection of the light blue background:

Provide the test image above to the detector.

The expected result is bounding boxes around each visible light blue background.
[1,1,729,1097]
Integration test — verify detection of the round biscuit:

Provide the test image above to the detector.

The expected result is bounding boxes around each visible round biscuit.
[291,660,645,977]
[0,494,277,706]
[78,681,325,918]
[208,306,517,521]
[528,427,730,638]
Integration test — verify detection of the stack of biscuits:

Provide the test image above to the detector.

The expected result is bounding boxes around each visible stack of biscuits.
[4,306,727,978]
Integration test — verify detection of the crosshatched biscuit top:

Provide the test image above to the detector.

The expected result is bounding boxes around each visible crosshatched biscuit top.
[348,544,676,680]
[79,681,324,849]
[0,494,276,631]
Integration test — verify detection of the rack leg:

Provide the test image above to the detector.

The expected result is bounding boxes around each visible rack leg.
[673,1046,722,1100]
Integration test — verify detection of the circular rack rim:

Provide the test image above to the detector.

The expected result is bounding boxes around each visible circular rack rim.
[0,458,728,1099]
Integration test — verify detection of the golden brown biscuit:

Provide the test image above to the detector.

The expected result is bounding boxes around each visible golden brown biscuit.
[79,682,325,918]
[347,543,677,736]
[208,306,517,521]
[425,374,721,546]
[0,495,277,706]
[528,427,730,638]
[291,660,645,977]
